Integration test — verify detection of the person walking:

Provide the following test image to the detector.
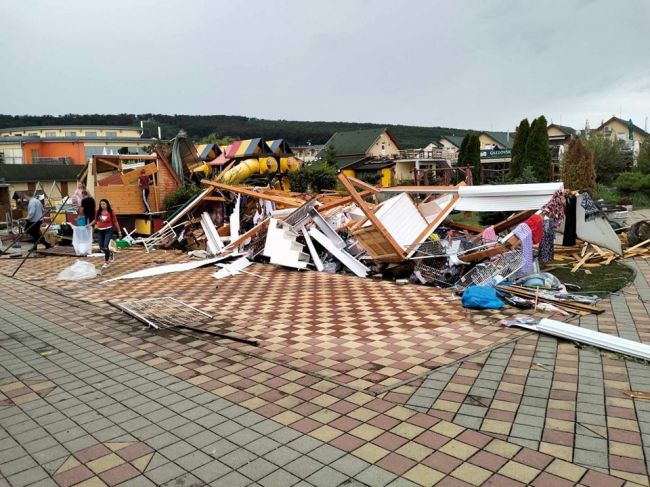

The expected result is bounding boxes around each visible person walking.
[79,190,96,227]
[90,199,121,268]
[138,169,152,213]
[24,192,52,251]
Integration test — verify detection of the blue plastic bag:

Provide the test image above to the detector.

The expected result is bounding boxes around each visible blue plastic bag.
[462,285,504,309]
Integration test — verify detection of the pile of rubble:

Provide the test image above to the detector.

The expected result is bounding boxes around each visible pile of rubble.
[109,174,647,317]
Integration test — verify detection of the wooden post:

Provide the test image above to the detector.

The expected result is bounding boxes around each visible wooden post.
[337,173,405,259]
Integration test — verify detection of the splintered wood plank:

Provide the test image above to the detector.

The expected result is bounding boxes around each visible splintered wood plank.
[572,252,593,273]
[624,391,650,400]
[627,238,650,252]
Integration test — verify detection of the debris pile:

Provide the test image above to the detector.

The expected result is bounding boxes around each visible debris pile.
[105,175,649,317]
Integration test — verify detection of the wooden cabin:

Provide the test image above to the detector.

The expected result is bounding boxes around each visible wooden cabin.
[79,153,181,234]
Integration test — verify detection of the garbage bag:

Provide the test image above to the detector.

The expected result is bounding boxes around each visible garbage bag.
[71,225,93,256]
[56,260,99,281]
[462,285,504,309]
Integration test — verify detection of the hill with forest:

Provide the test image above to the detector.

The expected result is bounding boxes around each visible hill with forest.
[0,114,470,149]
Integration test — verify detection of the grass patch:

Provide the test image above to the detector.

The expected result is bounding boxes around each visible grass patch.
[546,261,634,295]
[447,211,482,227]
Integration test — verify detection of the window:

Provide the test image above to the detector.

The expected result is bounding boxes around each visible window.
[28,132,38,136]
[65,131,77,137]
[106,131,117,138]
[45,131,56,137]
[0,152,4,164]
[85,131,97,137]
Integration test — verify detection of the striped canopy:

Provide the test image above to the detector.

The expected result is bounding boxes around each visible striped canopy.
[266,139,293,156]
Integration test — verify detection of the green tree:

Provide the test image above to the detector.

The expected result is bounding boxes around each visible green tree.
[317,145,338,167]
[288,163,337,193]
[198,132,236,146]
[509,118,530,180]
[636,138,650,174]
[458,132,472,167]
[583,133,628,185]
[524,116,552,182]
[467,133,481,184]
[561,138,595,192]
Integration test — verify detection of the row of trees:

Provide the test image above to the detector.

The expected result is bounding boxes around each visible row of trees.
[509,116,552,182]
[0,114,468,149]
[560,133,650,196]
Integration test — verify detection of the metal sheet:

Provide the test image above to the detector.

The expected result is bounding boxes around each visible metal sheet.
[510,318,650,361]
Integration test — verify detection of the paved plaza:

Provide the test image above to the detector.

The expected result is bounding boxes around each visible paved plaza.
[1,251,649,486]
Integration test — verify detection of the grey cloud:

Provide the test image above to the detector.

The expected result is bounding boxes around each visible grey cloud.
[0,0,649,131]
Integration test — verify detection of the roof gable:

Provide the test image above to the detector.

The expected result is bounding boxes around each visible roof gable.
[481,131,513,149]
[323,128,396,157]
[439,135,465,148]
[596,116,649,137]
[549,124,576,136]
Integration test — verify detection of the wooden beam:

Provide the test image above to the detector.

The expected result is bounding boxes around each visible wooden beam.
[121,163,158,185]
[337,173,405,259]
[316,190,374,212]
[493,209,536,233]
[412,195,459,247]
[95,159,121,170]
[347,176,380,194]
[203,196,227,202]
[224,219,270,252]
[201,180,303,207]
[444,220,484,234]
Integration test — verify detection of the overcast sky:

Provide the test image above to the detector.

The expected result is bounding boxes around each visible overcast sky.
[1,0,649,131]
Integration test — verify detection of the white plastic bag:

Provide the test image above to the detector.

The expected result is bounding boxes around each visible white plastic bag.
[56,259,99,281]
[71,225,93,256]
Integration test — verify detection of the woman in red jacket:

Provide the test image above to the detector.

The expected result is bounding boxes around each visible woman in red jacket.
[90,199,122,268]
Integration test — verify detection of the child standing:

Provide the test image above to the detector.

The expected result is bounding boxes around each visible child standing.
[90,199,122,268]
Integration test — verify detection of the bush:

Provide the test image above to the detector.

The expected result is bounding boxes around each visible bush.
[511,166,538,184]
[288,163,337,193]
[163,184,203,219]
[615,172,639,192]
[355,171,381,185]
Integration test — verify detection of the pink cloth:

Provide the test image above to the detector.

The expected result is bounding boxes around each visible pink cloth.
[482,226,497,242]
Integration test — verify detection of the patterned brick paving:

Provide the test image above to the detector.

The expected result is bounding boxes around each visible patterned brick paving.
[0,250,542,394]
[0,251,646,485]
[395,260,650,486]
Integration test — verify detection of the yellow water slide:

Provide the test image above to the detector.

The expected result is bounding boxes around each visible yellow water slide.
[219,156,301,184]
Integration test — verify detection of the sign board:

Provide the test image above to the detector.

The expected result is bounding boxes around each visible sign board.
[480,149,511,159]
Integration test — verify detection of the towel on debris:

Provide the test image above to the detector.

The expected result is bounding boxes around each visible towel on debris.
[580,193,603,221]
[539,219,555,264]
[524,214,543,244]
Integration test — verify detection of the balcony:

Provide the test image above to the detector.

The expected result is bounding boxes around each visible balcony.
[32,157,73,165]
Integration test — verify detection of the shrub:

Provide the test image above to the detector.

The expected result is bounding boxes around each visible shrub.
[561,138,595,192]
[615,172,640,192]
[163,184,203,219]
[288,163,337,193]
[511,165,539,184]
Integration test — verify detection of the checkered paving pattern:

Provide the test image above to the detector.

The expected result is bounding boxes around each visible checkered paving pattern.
[0,250,543,394]
[0,378,57,407]
[0,279,629,486]
[394,259,650,486]
[53,441,153,487]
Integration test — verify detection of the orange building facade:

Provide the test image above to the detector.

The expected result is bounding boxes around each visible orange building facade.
[21,141,86,164]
